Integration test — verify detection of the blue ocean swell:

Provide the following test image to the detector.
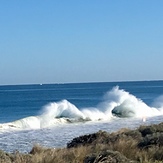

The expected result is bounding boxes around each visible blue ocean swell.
[0,81,163,123]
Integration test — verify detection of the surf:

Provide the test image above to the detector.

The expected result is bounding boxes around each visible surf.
[0,86,163,130]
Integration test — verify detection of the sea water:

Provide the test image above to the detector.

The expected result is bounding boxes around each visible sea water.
[0,81,163,153]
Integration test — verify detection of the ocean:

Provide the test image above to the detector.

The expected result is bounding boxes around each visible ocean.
[0,81,163,153]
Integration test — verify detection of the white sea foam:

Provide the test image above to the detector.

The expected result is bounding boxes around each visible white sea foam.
[105,86,161,118]
[151,95,163,113]
[0,86,163,130]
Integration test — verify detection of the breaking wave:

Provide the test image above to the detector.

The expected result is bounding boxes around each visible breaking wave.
[0,86,163,130]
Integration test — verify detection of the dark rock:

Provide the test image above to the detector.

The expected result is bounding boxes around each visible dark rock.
[139,126,156,137]
[67,133,96,148]
[138,132,163,148]
[139,122,163,137]
[67,131,106,148]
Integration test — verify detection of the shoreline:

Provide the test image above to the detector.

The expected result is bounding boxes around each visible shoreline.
[0,122,163,163]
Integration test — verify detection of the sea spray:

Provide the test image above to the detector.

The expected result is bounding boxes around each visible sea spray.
[0,86,163,130]
[41,100,85,119]
[151,95,163,113]
[106,86,161,118]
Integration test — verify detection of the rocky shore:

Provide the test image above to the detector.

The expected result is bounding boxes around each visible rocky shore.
[0,122,163,163]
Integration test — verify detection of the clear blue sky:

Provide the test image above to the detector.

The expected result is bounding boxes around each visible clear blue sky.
[0,0,163,85]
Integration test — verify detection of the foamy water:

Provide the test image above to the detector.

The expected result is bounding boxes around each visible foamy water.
[0,115,162,153]
[0,86,163,153]
[1,86,162,130]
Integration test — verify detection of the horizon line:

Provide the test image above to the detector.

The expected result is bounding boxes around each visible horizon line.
[0,79,163,87]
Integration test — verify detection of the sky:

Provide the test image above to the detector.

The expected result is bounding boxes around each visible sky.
[0,0,163,85]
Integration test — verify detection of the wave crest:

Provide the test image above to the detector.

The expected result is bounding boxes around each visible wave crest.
[0,86,163,130]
